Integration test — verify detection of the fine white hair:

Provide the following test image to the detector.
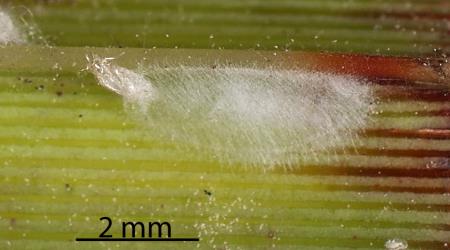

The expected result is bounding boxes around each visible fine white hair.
[88,55,374,169]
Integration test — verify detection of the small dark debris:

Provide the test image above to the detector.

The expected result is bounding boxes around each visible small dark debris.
[65,183,72,191]
[35,85,44,90]
[9,218,16,227]
[78,114,83,118]
[203,189,212,196]
[23,78,33,84]
[56,91,63,96]
[73,92,77,95]
[267,230,276,239]
[211,65,217,69]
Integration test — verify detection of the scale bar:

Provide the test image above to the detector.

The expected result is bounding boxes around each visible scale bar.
[76,238,199,242]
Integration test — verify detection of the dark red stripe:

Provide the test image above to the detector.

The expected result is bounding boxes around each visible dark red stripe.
[409,240,450,250]
[376,87,450,102]
[283,165,450,178]
[421,109,450,116]
[344,148,450,158]
[373,110,450,117]
[323,184,449,194]
[290,52,446,83]
[375,11,450,21]
[287,200,449,213]
[371,78,424,86]
[364,128,450,140]
[372,78,450,88]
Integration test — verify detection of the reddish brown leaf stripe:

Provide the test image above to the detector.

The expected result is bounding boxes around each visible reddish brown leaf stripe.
[373,110,450,117]
[283,165,450,178]
[369,11,450,21]
[376,88,450,102]
[342,148,450,158]
[409,240,449,250]
[270,200,450,213]
[372,79,450,88]
[364,129,450,140]
[289,52,448,84]
[322,184,449,195]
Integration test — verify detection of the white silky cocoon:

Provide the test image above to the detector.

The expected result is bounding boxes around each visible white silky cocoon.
[0,9,26,45]
[88,55,373,168]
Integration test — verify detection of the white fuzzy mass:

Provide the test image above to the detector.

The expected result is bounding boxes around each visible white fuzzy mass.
[88,55,374,168]
[0,10,25,45]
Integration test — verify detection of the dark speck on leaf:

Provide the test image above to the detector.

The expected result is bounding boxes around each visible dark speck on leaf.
[203,189,212,196]
[56,91,63,96]
[10,218,16,227]
[78,114,83,118]
[23,78,32,84]
[267,230,276,239]
[65,183,72,191]
[73,92,77,95]
[35,85,44,90]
